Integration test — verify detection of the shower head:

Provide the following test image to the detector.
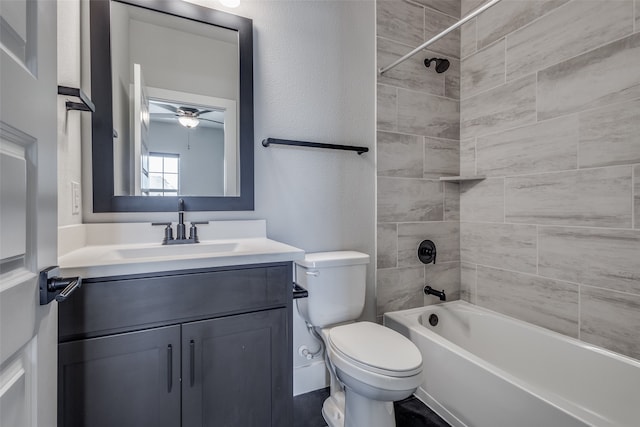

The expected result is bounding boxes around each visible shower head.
[424,58,450,73]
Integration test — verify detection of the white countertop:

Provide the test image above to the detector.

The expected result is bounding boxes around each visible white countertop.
[58,221,304,278]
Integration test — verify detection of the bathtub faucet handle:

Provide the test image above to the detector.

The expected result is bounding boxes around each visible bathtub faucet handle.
[418,240,437,264]
[424,285,446,301]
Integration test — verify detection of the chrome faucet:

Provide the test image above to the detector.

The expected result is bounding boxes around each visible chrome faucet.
[152,199,208,245]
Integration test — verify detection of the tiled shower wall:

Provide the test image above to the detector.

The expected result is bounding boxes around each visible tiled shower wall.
[376,0,462,320]
[459,0,640,359]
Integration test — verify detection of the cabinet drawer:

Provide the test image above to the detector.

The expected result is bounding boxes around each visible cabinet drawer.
[59,264,290,340]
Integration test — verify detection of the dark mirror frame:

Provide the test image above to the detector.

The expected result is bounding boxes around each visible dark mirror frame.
[90,0,254,212]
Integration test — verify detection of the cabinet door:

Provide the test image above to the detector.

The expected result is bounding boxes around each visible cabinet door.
[182,309,291,427]
[58,325,181,427]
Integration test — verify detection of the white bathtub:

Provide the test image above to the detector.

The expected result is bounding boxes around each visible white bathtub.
[384,301,640,427]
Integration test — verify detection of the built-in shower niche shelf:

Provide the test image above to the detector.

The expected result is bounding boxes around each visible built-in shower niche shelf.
[439,175,486,182]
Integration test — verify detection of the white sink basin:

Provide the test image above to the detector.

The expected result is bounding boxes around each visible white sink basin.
[116,242,239,259]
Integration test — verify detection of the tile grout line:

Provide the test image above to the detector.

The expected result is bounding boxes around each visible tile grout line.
[475,13,478,54]
[386,217,639,232]
[394,86,399,131]
[503,175,506,224]
[460,220,640,233]
[504,34,508,88]
[395,222,399,269]
[632,164,635,230]
[578,284,582,341]
[474,263,478,304]
[536,225,539,276]
[474,137,478,175]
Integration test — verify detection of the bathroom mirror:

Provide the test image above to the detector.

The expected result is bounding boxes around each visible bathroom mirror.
[90,0,254,212]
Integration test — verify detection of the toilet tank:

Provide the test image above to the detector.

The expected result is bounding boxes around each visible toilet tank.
[295,251,370,328]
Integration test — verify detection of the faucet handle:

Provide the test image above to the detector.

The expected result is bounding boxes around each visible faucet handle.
[152,222,174,245]
[189,221,209,242]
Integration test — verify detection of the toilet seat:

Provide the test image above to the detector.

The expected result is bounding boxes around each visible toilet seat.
[327,322,422,378]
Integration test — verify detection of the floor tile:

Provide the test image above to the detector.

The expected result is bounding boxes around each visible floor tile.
[293,388,450,427]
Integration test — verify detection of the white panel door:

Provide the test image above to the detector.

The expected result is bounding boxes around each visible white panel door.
[0,0,59,426]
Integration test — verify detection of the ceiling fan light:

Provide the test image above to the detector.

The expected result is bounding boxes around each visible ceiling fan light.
[178,116,200,128]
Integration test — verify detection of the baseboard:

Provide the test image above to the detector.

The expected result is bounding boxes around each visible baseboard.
[293,360,329,396]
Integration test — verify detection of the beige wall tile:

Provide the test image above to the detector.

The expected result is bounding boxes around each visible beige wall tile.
[505,167,633,228]
[476,115,578,176]
[477,0,570,49]
[377,84,397,131]
[377,223,398,269]
[413,0,460,18]
[424,137,459,178]
[461,19,477,59]
[578,99,640,168]
[506,0,633,81]
[377,38,445,96]
[377,266,425,315]
[461,74,536,139]
[424,261,461,304]
[539,226,640,295]
[538,33,640,121]
[398,222,460,267]
[461,222,537,273]
[398,89,460,139]
[378,177,444,222]
[460,262,477,303]
[444,182,460,221]
[424,8,460,58]
[461,38,505,99]
[476,266,579,337]
[581,286,640,360]
[376,0,424,46]
[377,131,424,178]
[460,178,504,222]
[460,138,476,175]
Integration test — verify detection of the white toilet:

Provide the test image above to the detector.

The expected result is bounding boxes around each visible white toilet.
[295,251,423,427]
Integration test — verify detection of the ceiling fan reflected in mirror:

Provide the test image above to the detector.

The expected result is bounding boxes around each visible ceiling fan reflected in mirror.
[151,101,224,129]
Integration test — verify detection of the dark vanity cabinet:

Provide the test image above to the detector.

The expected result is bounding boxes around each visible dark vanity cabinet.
[58,263,293,427]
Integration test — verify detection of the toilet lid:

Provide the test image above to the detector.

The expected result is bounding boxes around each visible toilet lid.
[328,322,422,376]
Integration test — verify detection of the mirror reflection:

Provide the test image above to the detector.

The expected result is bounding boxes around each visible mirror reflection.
[110,0,240,197]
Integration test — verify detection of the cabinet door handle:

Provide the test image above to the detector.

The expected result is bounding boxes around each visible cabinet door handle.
[167,344,173,393]
[190,340,195,387]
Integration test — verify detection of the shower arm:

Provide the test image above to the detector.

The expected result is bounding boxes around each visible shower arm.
[378,0,503,75]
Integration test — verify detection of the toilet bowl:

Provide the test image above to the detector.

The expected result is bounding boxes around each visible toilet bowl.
[295,251,423,427]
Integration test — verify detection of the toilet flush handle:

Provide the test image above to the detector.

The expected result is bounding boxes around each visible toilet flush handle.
[305,270,320,277]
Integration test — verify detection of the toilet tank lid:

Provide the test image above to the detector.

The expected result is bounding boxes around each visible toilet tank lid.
[296,251,370,268]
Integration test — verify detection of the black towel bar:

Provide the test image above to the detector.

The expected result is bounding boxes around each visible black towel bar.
[262,138,368,155]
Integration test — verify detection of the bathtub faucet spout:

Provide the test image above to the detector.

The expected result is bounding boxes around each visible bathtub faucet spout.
[424,285,446,301]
